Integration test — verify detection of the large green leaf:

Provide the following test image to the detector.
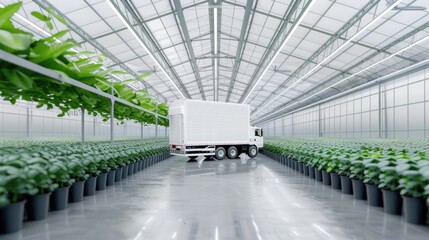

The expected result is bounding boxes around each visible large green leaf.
[0,29,31,51]
[0,2,21,28]
[31,11,51,22]
[2,69,33,90]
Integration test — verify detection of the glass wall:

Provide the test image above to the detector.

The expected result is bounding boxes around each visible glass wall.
[0,98,168,142]
[261,67,429,139]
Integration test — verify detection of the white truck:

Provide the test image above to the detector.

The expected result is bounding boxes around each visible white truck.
[169,99,263,160]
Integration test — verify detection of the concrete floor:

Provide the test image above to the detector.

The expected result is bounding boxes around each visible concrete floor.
[1,154,429,240]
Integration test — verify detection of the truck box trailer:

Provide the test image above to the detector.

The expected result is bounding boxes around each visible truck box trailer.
[169,99,263,160]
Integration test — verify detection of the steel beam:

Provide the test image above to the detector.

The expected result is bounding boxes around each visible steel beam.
[222,0,416,63]
[251,0,381,113]
[108,0,192,99]
[171,0,207,99]
[81,108,85,143]
[238,0,313,103]
[225,0,255,102]
[253,22,429,120]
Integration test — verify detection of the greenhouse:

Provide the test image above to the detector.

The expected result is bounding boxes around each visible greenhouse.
[0,0,429,239]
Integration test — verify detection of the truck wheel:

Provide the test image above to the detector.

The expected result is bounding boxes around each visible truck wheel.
[215,147,226,160]
[227,146,238,159]
[248,146,258,158]
[189,156,197,160]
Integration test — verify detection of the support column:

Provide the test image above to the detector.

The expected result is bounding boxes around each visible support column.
[155,103,158,139]
[110,80,114,144]
[291,114,294,136]
[93,118,96,137]
[318,104,322,137]
[378,83,382,138]
[26,106,30,137]
[141,123,144,140]
[81,108,85,144]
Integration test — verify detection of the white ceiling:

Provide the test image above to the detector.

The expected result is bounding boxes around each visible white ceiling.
[2,0,429,121]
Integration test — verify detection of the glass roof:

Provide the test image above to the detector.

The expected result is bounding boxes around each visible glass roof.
[1,0,428,120]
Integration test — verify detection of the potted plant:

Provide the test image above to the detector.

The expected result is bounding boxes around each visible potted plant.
[0,162,29,234]
[397,159,428,225]
[93,153,109,191]
[338,154,353,194]
[363,156,383,207]
[350,155,367,200]
[105,155,117,186]
[82,154,100,196]
[49,157,74,211]
[327,153,342,189]
[378,157,402,215]
[25,157,58,221]
[67,156,89,202]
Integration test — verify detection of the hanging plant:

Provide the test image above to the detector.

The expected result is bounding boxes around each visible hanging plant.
[0,2,169,126]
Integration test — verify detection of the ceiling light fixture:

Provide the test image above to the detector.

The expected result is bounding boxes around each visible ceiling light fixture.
[106,0,185,98]
[251,0,403,116]
[213,5,218,101]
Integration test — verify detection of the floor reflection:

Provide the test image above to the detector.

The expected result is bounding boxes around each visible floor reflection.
[1,155,429,240]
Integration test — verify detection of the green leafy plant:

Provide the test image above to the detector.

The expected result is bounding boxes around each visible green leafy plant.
[0,139,168,207]
[0,2,169,127]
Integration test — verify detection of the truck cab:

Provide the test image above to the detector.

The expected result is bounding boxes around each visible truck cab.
[250,127,264,149]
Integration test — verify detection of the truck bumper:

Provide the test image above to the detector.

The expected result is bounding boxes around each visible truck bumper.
[170,145,215,156]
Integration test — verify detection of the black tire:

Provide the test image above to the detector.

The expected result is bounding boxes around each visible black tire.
[248,145,258,158]
[227,146,238,159]
[189,156,197,159]
[215,147,226,160]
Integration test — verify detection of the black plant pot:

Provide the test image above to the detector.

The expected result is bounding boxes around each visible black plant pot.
[300,163,305,174]
[134,162,138,173]
[297,162,303,173]
[106,170,116,186]
[295,161,299,172]
[366,184,383,207]
[26,192,50,221]
[128,163,134,176]
[382,189,402,215]
[84,176,97,196]
[50,186,69,211]
[115,167,123,182]
[69,180,84,202]
[303,164,309,176]
[309,166,315,178]
[322,170,331,185]
[136,161,141,171]
[352,179,367,200]
[286,159,290,167]
[122,165,129,179]
[315,169,323,182]
[403,196,428,225]
[340,175,353,194]
[330,173,341,189]
[96,173,107,191]
[0,200,25,234]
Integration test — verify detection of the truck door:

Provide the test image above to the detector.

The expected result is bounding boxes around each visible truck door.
[254,128,264,148]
